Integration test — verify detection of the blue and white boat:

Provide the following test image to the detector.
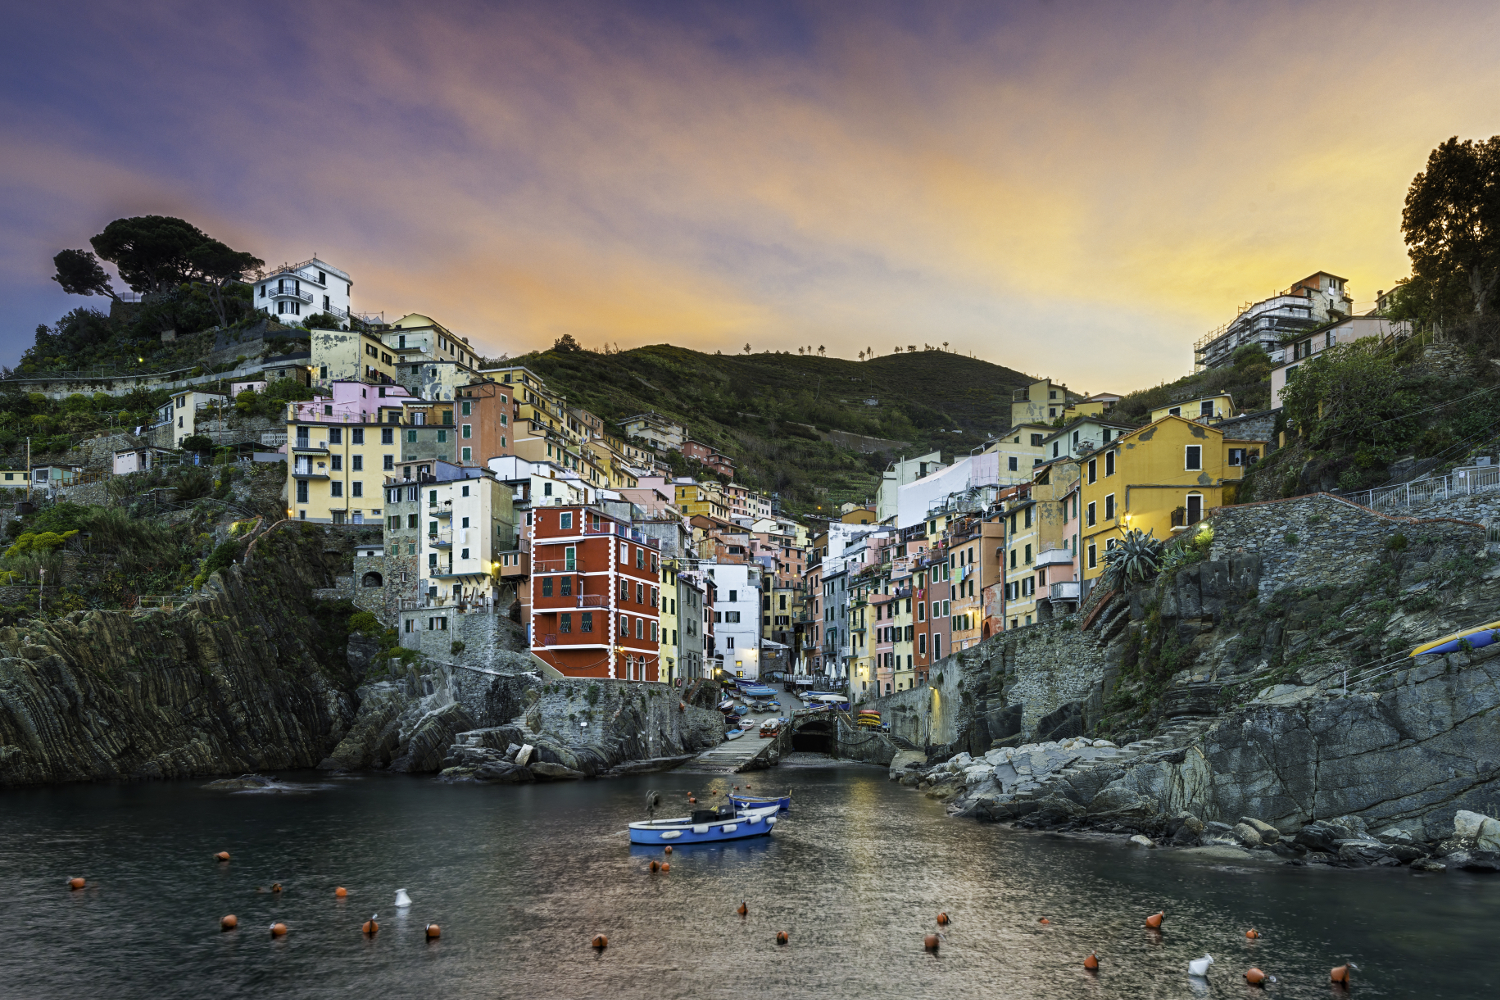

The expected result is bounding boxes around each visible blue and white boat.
[729,791,791,813]
[628,804,780,845]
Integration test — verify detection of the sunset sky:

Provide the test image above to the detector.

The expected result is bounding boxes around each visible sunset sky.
[3,0,1498,391]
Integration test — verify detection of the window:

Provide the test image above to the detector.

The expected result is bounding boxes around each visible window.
[460,547,470,559]
[352,455,363,471]
[461,401,471,416]
[1185,445,1202,471]
[437,430,447,443]
[581,613,593,633]
[407,430,417,443]
[1200,400,1214,416]
[1102,429,1112,443]
[1168,406,1181,416]
[1009,548,1017,569]
[331,481,343,497]
[1088,543,1097,569]
[329,428,342,445]
[1104,494,1114,520]
[635,618,644,639]
[728,589,737,602]
[384,455,394,471]
[1186,493,1203,524]
[565,546,576,572]
[1024,543,1032,564]
[461,448,471,462]
[1087,501,1096,526]
[1030,433,1043,446]
[560,512,573,530]
[389,515,400,530]
[1228,448,1245,467]
[636,582,645,604]
[542,576,554,598]
[351,429,364,445]
[407,513,418,528]
[1024,506,1032,528]
[382,428,394,444]
[296,481,308,503]
[1008,456,1018,471]
[352,482,363,497]
[330,455,343,472]
[1105,451,1114,476]
[1088,459,1097,484]
[1052,442,1059,457]
[560,613,572,633]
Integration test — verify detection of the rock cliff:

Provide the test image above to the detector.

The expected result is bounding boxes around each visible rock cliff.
[872,493,1500,850]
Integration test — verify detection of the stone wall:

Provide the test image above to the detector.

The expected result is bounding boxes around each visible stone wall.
[1206,492,1484,598]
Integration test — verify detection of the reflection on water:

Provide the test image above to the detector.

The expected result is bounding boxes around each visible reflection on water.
[2,763,1497,999]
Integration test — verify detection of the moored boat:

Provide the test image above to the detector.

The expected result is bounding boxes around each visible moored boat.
[729,791,791,813]
[628,804,780,845]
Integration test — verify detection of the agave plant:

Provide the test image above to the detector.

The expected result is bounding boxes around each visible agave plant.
[1102,528,1163,588]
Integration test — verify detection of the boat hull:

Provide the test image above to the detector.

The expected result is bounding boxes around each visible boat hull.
[1410,620,1500,657]
[729,793,791,813]
[628,806,779,845]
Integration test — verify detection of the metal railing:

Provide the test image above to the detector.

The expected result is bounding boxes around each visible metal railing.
[270,287,314,304]
[1342,465,1500,513]
[576,595,608,608]
[1049,581,1080,601]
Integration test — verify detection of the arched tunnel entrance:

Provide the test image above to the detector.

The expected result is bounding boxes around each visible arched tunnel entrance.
[791,720,834,755]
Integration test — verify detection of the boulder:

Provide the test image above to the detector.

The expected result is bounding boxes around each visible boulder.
[1458,851,1500,873]
[1129,834,1155,848]
[1453,810,1500,851]
[529,761,585,781]
[1031,794,1085,826]
[203,774,274,791]
[1294,821,1345,854]
[1088,784,1157,818]
[1238,817,1280,844]
[1233,822,1264,848]
[1411,858,1447,872]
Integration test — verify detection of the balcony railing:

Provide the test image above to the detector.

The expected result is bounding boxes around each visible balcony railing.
[270,287,314,304]
[533,559,578,573]
[576,595,608,608]
[428,530,453,548]
[1049,581,1080,601]
[1034,548,1074,569]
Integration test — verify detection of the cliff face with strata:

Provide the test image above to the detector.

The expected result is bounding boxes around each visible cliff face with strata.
[0,523,359,787]
[873,493,1500,841]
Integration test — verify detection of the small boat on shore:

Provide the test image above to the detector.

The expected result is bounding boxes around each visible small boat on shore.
[724,729,745,740]
[628,804,780,845]
[729,791,791,813]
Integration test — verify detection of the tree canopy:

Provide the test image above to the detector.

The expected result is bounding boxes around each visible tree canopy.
[51,249,119,301]
[88,215,209,297]
[1401,135,1500,322]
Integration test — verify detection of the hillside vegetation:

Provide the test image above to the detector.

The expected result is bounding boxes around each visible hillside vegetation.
[515,344,1034,514]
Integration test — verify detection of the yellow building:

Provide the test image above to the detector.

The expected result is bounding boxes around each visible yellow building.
[311,328,397,387]
[1079,415,1261,585]
[1010,378,1075,426]
[988,422,1055,483]
[288,414,400,524]
[675,481,729,520]
[659,558,680,682]
[1149,393,1235,423]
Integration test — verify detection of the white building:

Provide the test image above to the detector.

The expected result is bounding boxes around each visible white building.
[703,561,762,679]
[1270,314,1411,407]
[1195,271,1354,370]
[254,258,352,323]
[877,451,945,522]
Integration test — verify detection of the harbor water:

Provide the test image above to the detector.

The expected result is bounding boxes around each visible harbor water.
[3,762,1497,999]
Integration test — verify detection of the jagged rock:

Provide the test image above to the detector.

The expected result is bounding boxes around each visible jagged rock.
[1411,858,1447,872]
[1239,817,1280,844]
[476,761,533,783]
[1458,851,1500,873]
[389,703,477,773]
[203,774,274,790]
[1089,784,1157,818]
[529,761,585,781]
[1294,821,1349,854]
[1032,794,1085,825]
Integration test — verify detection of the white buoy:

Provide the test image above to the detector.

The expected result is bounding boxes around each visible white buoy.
[395,889,412,908]
[1188,954,1215,977]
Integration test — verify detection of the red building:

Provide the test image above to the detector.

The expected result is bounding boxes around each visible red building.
[682,439,737,478]
[530,504,662,680]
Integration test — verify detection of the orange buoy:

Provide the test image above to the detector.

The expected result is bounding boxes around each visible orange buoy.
[426,923,441,940]
[1145,911,1165,929]
[1246,928,1260,939]
[688,796,697,804]
[270,922,287,937]
[1330,964,1351,984]
[661,863,670,872]
[592,934,608,950]
[650,860,660,873]
[1245,967,1267,984]
[271,882,283,893]
[924,933,940,952]
[335,886,348,898]
[664,846,672,855]
[745,784,752,789]
[67,877,85,890]
[1038,917,1051,925]
[775,930,789,945]
[936,912,950,926]
[220,915,238,931]
[737,901,748,916]
[1084,952,1099,970]
[215,851,230,862]
[362,916,379,936]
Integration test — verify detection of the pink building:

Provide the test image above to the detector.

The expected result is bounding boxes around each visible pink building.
[288,381,422,424]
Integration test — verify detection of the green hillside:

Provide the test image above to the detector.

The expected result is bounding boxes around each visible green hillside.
[513,345,1034,516]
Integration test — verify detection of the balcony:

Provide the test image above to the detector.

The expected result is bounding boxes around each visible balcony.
[270,287,314,304]
[575,595,608,608]
[1049,581,1080,601]
[291,461,328,479]
[1034,548,1074,570]
[533,559,578,573]
[429,530,453,548]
